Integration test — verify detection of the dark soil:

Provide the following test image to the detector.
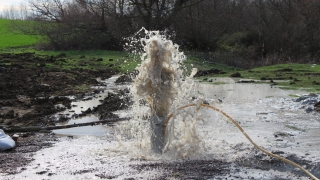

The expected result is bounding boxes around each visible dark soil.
[114,70,138,83]
[94,89,132,120]
[194,68,226,77]
[230,72,242,78]
[131,160,231,179]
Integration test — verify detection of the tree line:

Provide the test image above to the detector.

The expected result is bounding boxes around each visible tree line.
[2,0,320,67]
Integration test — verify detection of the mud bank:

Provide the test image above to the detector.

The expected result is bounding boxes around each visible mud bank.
[0,69,116,127]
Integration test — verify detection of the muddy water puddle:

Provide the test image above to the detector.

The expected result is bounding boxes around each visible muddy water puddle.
[37,76,320,179]
[53,75,129,136]
[198,77,298,103]
[196,78,320,178]
[53,115,109,136]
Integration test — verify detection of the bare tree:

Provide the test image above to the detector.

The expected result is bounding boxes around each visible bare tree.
[26,0,123,49]
[3,0,317,63]
[173,0,243,51]
[29,0,67,22]
[76,0,134,37]
[127,0,205,30]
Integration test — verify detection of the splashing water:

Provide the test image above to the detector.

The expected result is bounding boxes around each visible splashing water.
[126,28,215,158]
[133,30,182,117]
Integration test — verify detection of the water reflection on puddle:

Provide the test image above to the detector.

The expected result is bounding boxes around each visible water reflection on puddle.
[53,115,109,136]
[53,75,129,136]
[197,77,299,103]
[195,78,320,163]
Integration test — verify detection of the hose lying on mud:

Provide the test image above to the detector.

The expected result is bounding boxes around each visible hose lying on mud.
[0,118,130,133]
[164,103,319,180]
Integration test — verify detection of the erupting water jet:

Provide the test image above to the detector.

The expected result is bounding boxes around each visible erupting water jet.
[132,29,187,153]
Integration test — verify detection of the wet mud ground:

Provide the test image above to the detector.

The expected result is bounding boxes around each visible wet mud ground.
[0,133,57,175]
[0,52,119,126]
[0,53,128,175]
[1,53,320,179]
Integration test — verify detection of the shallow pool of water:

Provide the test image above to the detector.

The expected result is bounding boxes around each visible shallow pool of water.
[197,77,300,103]
[53,75,130,137]
[6,78,320,180]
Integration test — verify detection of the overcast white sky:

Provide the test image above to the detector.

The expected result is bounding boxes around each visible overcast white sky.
[0,0,27,11]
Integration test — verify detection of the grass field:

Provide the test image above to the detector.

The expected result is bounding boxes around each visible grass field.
[0,48,140,73]
[0,19,41,48]
[0,18,319,92]
[39,50,140,73]
[0,19,138,73]
[0,18,228,74]
[242,63,320,92]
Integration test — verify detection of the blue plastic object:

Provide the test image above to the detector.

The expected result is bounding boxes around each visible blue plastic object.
[0,129,15,151]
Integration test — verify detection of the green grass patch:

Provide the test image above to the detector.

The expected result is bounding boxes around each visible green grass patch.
[47,50,139,73]
[74,84,90,93]
[211,81,227,85]
[265,96,274,98]
[0,47,140,73]
[240,64,320,92]
[0,19,42,48]
[190,62,320,93]
[184,53,240,74]
[286,125,306,132]
[289,94,300,98]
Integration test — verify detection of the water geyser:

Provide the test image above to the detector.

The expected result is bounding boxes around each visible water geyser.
[133,29,186,153]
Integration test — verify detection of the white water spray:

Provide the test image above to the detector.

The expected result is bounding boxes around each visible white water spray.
[128,28,207,156]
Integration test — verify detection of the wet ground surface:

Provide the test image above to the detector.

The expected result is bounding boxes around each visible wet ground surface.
[194,78,320,179]
[0,133,57,175]
[1,77,318,179]
[0,53,129,176]
[0,52,119,127]
[1,53,320,179]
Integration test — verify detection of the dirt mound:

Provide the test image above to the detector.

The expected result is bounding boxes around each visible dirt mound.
[115,71,138,83]
[194,68,226,77]
[94,89,132,120]
[293,93,320,113]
